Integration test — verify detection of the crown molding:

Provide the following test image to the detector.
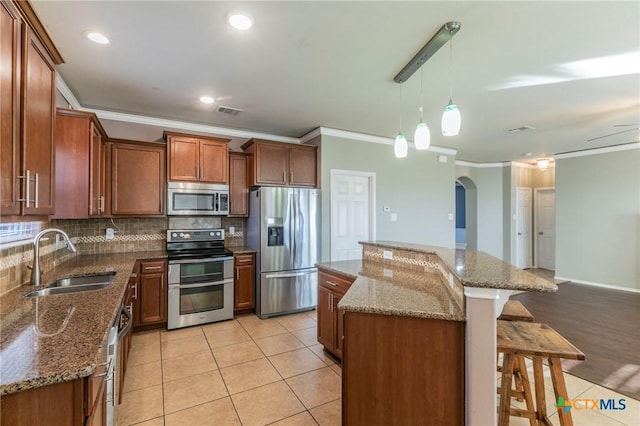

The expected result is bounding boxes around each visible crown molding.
[554,142,640,160]
[56,75,82,109]
[84,109,300,143]
[455,160,506,168]
[309,127,458,155]
[299,127,321,144]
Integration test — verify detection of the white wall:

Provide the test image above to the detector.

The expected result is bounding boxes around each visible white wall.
[555,146,640,290]
[319,136,455,261]
[456,165,504,259]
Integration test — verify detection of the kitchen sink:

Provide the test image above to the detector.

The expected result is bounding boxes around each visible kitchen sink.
[23,272,115,297]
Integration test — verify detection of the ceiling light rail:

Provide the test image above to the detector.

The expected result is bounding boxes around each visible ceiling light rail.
[394,21,461,84]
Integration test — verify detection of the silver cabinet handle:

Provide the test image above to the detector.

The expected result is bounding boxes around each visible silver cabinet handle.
[34,173,39,208]
[17,170,31,206]
[328,292,332,312]
[325,280,338,287]
[143,266,163,271]
[133,282,137,300]
[99,196,105,214]
[283,171,286,182]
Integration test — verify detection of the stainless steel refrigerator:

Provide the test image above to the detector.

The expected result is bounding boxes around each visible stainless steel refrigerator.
[247,187,320,319]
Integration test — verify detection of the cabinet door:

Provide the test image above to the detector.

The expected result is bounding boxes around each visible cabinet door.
[22,27,56,215]
[0,2,21,216]
[52,113,90,219]
[200,140,228,183]
[317,285,335,353]
[234,254,255,310]
[89,125,104,216]
[168,136,199,181]
[111,143,165,215]
[334,293,344,359]
[288,147,317,187]
[228,153,248,216]
[256,143,288,185]
[138,272,166,325]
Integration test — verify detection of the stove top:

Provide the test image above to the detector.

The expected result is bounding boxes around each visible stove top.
[166,229,232,260]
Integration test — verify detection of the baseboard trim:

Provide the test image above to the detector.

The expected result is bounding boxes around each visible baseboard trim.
[554,276,640,293]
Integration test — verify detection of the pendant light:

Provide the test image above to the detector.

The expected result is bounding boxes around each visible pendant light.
[414,66,431,150]
[442,24,461,136]
[394,84,408,158]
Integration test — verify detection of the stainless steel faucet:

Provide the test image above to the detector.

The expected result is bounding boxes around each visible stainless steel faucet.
[30,228,78,287]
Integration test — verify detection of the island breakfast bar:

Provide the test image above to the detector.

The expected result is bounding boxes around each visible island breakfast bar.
[317,241,557,425]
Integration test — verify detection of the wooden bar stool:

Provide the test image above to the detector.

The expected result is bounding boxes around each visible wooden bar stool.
[497,300,535,403]
[497,320,585,426]
[498,300,535,322]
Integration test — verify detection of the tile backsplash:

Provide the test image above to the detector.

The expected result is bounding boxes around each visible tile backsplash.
[1,216,247,295]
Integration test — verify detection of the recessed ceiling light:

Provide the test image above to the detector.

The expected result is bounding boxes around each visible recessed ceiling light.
[85,31,109,45]
[199,96,215,104]
[227,11,254,30]
[521,152,533,157]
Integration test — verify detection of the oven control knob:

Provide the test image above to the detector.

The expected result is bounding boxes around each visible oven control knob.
[179,233,184,237]
[209,232,215,236]
[172,233,177,238]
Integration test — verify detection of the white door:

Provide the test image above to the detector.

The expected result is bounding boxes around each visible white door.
[330,170,375,261]
[536,188,556,270]
[515,187,532,268]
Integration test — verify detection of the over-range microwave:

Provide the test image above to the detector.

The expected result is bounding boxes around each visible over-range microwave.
[167,182,229,216]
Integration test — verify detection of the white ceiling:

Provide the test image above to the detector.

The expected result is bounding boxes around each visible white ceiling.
[32,1,640,162]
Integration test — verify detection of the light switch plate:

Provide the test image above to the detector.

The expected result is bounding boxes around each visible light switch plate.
[229,226,235,235]
[105,228,114,240]
[391,213,398,222]
[383,250,393,259]
[448,213,454,221]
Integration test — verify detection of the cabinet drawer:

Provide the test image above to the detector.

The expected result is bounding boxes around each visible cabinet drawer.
[85,349,108,417]
[318,271,354,295]
[234,254,254,266]
[140,260,166,274]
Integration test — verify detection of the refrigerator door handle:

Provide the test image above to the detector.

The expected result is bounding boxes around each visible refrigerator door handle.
[264,271,313,279]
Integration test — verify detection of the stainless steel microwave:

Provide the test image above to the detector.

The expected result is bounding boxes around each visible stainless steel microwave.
[167,182,229,216]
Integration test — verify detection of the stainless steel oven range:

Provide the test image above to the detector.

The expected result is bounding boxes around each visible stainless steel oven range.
[166,229,234,330]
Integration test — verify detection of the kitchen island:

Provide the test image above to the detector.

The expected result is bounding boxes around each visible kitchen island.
[317,241,556,426]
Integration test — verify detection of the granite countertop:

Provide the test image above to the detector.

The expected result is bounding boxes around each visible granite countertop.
[226,246,256,254]
[316,260,465,322]
[363,241,557,293]
[0,250,166,396]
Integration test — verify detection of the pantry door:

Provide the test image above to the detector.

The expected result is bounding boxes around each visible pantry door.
[330,170,376,261]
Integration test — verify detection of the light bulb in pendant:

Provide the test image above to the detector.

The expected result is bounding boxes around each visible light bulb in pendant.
[394,133,408,158]
[441,98,461,136]
[414,122,431,150]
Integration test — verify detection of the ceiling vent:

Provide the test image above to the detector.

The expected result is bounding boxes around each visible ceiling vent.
[217,105,243,115]
[506,125,535,134]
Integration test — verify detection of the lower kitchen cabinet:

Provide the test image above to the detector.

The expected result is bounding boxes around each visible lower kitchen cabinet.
[317,269,355,360]
[234,253,255,311]
[134,260,167,328]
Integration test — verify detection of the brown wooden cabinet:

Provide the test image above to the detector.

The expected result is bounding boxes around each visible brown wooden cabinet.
[234,253,255,311]
[342,312,465,425]
[241,139,317,188]
[165,131,230,184]
[134,260,167,327]
[110,141,165,216]
[317,269,354,360]
[228,152,249,217]
[0,1,63,218]
[52,109,107,219]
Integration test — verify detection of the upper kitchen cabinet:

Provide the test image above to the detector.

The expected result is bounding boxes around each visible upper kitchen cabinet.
[110,140,166,216]
[164,131,230,184]
[0,0,64,218]
[228,152,249,217]
[241,139,317,188]
[52,108,108,219]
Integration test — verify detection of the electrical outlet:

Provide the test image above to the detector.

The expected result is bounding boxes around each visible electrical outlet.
[383,250,393,260]
[105,228,114,240]
[448,213,454,221]
[229,226,235,235]
[390,213,398,222]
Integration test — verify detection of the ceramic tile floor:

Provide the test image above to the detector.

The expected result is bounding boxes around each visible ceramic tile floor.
[119,311,342,426]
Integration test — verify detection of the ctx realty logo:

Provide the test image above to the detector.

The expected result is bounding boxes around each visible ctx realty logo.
[555,396,627,413]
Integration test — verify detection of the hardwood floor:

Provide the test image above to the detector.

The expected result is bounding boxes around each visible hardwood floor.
[513,282,640,399]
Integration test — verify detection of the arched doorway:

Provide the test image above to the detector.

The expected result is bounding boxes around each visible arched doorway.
[456,176,477,251]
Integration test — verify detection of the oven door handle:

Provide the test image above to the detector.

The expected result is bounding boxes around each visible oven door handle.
[169,279,233,290]
[168,256,234,265]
